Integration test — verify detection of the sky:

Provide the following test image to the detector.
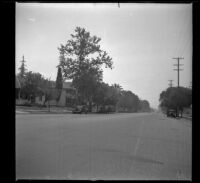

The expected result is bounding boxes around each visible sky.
[16,3,192,108]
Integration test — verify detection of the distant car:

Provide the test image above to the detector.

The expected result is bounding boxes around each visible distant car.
[72,105,88,114]
[167,109,176,118]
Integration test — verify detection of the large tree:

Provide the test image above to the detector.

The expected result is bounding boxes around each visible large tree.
[58,27,113,105]
[118,90,140,112]
[139,100,150,112]
[20,71,48,100]
[92,82,119,112]
[159,86,192,116]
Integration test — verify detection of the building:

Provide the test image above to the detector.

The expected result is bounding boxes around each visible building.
[35,81,76,107]
[57,82,76,107]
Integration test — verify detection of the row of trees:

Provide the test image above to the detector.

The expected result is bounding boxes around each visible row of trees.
[17,61,150,112]
[159,86,192,116]
[57,26,150,112]
[16,27,151,112]
[16,59,63,107]
[90,82,150,112]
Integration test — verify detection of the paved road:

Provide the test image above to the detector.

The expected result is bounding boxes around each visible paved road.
[16,112,191,180]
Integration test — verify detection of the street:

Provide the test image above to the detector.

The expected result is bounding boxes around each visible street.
[16,112,191,180]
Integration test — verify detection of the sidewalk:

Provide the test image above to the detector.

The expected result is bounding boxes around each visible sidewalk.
[16,106,72,114]
[182,115,192,120]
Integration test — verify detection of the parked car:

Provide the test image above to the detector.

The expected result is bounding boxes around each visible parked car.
[167,109,176,118]
[72,105,88,114]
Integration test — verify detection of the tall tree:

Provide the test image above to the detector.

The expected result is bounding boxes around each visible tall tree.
[55,66,63,104]
[18,55,27,78]
[55,66,63,89]
[58,27,113,105]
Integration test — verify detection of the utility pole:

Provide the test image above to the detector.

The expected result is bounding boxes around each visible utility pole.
[173,57,184,87]
[168,80,173,88]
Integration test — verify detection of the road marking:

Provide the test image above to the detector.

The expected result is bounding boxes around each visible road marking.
[134,120,144,156]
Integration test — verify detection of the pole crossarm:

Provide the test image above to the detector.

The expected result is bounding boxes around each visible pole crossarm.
[173,57,184,59]
[172,57,184,87]
[173,64,184,66]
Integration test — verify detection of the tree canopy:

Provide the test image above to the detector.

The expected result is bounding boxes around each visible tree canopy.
[58,27,113,104]
[159,86,192,111]
[117,90,140,112]
[18,71,49,99]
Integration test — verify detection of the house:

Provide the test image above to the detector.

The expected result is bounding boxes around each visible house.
[35,81,76,107]
[57,82,76,107]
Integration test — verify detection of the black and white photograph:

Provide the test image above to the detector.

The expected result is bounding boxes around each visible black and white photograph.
[15,2,192,180]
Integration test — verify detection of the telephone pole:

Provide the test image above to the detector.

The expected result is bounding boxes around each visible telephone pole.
[168,80,173,87]
[173,57,184,87]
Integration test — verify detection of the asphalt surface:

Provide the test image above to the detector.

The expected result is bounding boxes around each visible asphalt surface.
[16,112,192,180]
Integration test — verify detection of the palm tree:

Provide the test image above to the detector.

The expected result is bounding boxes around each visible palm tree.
[112,83,123,95]
[112,83,123,111]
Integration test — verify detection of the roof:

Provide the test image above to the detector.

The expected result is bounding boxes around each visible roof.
[49,81,56,88]
[63,82,75,89]
[16,76,21,88]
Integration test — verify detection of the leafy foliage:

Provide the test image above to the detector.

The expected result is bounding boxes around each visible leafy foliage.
[17,71,55,103]
[159,86,192,111]
[138,100,150,112]
[93,82,119,107]
[58,27,113,104]
[118,90,140,112]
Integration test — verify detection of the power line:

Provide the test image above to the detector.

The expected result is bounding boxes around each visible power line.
[173,12,190,57]
[180,36,192,57]
[173,57,184,87]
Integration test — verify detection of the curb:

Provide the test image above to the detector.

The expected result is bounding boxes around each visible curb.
[182,116,192,120]
[16,110,72,114]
